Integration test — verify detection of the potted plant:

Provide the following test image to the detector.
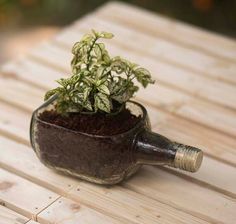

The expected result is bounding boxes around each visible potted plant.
[30,30,203,185]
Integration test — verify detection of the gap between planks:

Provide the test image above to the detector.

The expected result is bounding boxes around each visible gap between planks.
[0,205,38,224]
[0,167,60,221]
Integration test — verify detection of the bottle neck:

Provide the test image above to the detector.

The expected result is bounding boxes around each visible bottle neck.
[134,131,203,172]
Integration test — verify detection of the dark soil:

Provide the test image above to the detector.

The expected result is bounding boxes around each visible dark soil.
[35,108,143,181]
[38,108,141,135]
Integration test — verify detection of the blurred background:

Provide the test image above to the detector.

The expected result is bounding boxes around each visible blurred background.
[0,0,236,64]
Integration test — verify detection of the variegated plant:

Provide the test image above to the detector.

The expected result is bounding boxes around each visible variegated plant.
[45,30,155,114]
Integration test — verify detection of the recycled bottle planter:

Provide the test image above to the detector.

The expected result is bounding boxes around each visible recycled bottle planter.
[30,95,203,185]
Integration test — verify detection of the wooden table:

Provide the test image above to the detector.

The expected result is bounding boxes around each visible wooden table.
[0,2,236,223]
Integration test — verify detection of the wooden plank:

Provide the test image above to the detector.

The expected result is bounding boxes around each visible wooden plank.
[0,168,59,219]
[0,101,29,145]
[175,99,236,137]
[0,205,29,224]
[37,197,124,224]
[97,2,236,63]
[0,102,29,130]
[123,166,236,224]
[169,156,236,198]
[0,76,43,112]
[54,26,236,110]
[0,68,163,129]
[137,87,236,139]
[2,58,60,90]
[70,179,235,224]
[0,137,210,224]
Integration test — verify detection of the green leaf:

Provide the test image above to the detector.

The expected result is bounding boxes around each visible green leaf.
[44,87,61,101]
[111,57,127,74]
[134,67,155,87]
[81,34,93,42]
[109,77,126,95]
[103,54,111,64]
[100,31,114,39]
[94,93,111,113]
[83,100,93,111]
[97,84,110,95]
[94,44,102,59]
[71,92,84,104]
[96,66,105,79]
[71,74,81,83]
[83,87,92,101]
[112,84,139,103]
[56,78,68,87]
[96,66,111,80]
[83,77,95,86]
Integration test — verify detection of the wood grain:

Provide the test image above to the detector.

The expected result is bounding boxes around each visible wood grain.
[0,206,29,224]
[0,101,29,145]
[0,168,58,219]
[37,197,126,224]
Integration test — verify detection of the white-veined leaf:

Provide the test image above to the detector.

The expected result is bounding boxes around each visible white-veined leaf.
[94,93,111,113]
[97,84,110,95]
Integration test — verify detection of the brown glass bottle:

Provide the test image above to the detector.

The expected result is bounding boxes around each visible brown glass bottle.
[30,96,203,185]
